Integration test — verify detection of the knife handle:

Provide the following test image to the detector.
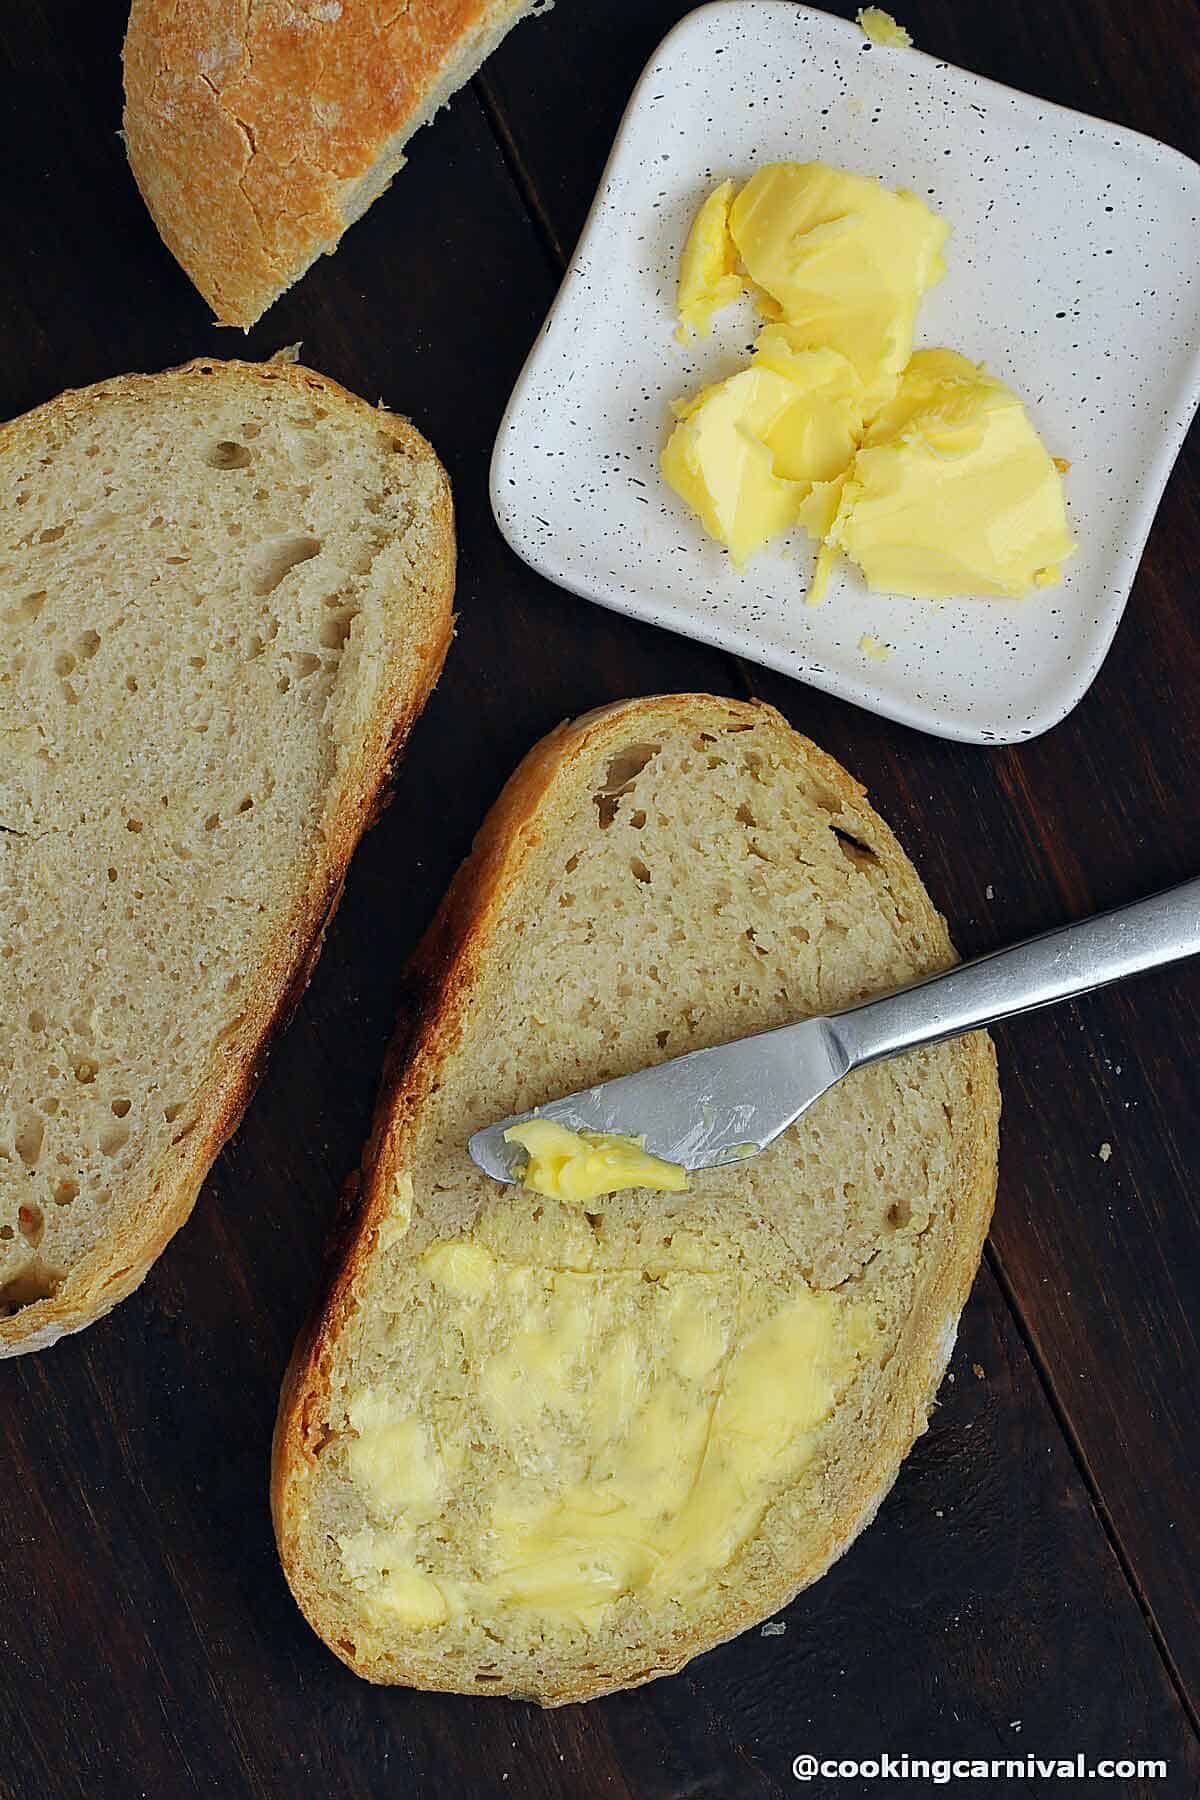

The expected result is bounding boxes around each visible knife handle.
[829,875,1200,1071]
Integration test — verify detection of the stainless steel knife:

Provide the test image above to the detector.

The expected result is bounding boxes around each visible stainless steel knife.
[469,875,1200,1183]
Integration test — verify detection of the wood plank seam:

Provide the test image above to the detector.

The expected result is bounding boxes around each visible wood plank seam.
[985,1239,1200,1744]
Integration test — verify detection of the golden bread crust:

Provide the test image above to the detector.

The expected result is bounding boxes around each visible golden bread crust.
[123,0,542,326]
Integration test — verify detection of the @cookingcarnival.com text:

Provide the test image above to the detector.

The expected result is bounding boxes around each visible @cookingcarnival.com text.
[791,1752,1168,1783]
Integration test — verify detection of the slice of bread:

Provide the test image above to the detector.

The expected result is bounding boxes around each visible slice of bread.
[272,694,999,1703]
[123,0,548,328]
[0,356,454,1355]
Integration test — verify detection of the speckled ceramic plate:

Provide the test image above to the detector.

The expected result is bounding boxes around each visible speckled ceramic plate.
[491,1,1200,744]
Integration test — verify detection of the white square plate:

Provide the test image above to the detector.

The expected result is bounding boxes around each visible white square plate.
[491,1,1200,742]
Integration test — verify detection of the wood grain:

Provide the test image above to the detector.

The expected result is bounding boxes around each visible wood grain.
[0,0,1197,1794]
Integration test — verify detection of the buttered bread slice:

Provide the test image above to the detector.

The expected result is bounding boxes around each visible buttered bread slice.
[272,696,999,1702]
[0,358,453,1353]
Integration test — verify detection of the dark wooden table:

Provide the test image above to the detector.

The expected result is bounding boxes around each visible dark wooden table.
[2,3,1198,1796]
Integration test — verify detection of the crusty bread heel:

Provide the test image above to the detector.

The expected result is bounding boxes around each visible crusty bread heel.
[123,0,550,327]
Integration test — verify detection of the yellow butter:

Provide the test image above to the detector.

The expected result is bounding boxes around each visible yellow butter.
[482,1285,865,1623]
[803,349,1076,599]
[375,1566,448,1628]
[728,162,948,413]
[340,1230,874,1637]
[335,1528,448,1630]
[661,348,865,565]
[504,1117,688,1204]
[858,633,891,660]
[346,1393,445,1518]
[375,1170,414,1251]
[857,6,913,48]
[421,1238,496,1297]
[675,177,744,340]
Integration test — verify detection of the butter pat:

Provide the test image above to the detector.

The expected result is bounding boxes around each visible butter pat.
[728,163,947,412]
[422,1237,496,1297]
[676,178,744,340]
[336,1529,448,1630]
[803,350,1076,600]
[663,161,1074,598]
[504,1117,688,1204]
[857,6,912,48]
[661,349,864,565]
[376,1566,449,1628]
[346,1393,445,1518]
[662,163,947,564]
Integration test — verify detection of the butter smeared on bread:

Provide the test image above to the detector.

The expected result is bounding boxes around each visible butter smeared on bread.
[0,357,454,1354]
[272,696,998,1702]
[123,0,549,328]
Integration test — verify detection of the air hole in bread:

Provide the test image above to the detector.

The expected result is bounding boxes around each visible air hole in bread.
[290,652,322,679]
[886,1199,911,1230]
[53,1179,78,1207]
[18,1203,43,1246]
[251,533,321,596]
[163,1102,185,1123]
[601,744,659,793]
[28,1010,46,1033]
[630,858,651,884]
[593,743,660,828]
[13,592,46,624]
[99,1124,129,1158]
[0,1259,61,1314]
[15,1114,44,1168]
[832,827,878,867]
[39,525,66,544]
[736,802,756,827]
[54,652,75,677]
[79,630,101,660]
[111,1098,131,1119]
[319,607,358,651]
[205,440,253,470]
[126,818,143,834]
